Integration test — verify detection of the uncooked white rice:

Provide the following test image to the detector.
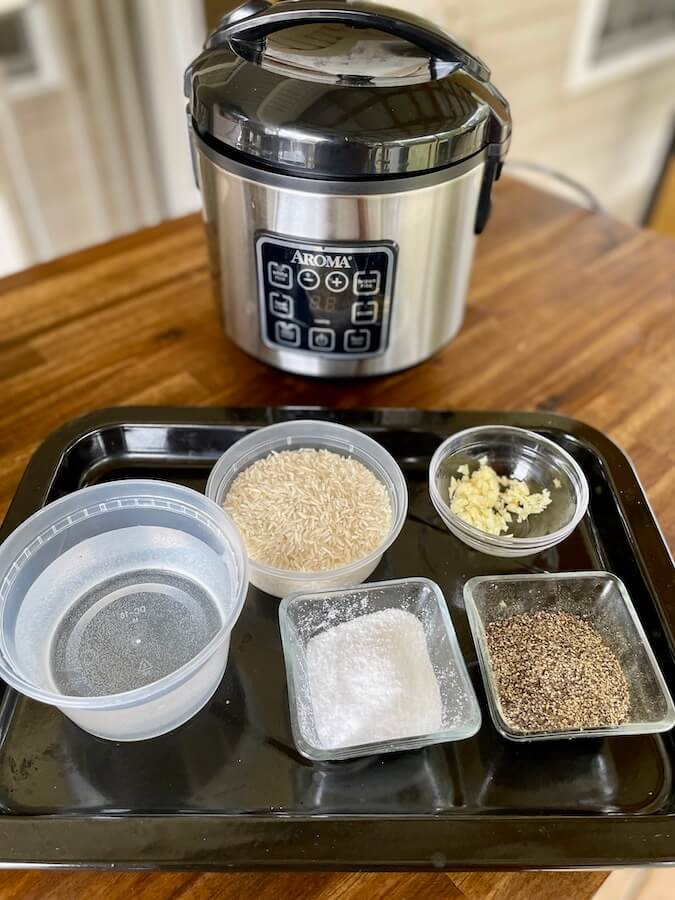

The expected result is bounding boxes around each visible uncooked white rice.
[223,448,392,571]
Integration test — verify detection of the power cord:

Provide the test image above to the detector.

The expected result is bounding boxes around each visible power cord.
[505,159,605,215]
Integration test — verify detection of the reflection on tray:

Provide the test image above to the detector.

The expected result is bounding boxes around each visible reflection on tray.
[0,409,673,869]
[58,661,253,813]
[458,719,672,815]
[294,746,457,814]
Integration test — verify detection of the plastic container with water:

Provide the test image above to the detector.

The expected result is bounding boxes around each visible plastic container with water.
[0,480,248,741]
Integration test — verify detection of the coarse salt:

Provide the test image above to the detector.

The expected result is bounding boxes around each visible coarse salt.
[306,608,442,749]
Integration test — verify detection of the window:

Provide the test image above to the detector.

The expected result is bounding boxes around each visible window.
[0,11,35,79]
[568,0,675,91]
[0,5,61,97]
[597,0,675,64]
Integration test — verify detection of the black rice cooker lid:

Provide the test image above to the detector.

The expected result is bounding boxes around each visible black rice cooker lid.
[186,0,511,178]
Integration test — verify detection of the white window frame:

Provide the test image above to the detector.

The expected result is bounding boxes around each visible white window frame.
[134,0,206,219]
[2,2,63,99]
[567,0,675,93]
[0,192,29,276]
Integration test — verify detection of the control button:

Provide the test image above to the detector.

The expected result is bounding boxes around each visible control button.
[308,327,336,352]
[298,269,320,290]
[269,291,294,318]
[268,261,293,289]
[344,329,372,353]
[354,271,381,295]
[274,321,301,347]
[324,271,349,293]
[351,300,378,325]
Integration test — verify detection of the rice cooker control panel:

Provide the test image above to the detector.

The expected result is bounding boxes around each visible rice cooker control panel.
[256,234,396,357]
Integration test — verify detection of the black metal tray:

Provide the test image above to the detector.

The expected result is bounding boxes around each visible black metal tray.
[0,406,673,870]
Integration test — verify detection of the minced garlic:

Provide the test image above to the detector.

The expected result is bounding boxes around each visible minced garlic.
[448,456,552,536]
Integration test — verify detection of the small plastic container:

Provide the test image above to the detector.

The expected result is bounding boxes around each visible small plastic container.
[279,577,481,761]
[464,571,675,741]
[0,480,248,741]
[429,425,589,558]
[205,420,408,597]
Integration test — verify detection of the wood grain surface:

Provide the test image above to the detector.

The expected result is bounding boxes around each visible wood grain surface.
[0,177,673,899]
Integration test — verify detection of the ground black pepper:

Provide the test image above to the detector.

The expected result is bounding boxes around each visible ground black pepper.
[485,611,630,731]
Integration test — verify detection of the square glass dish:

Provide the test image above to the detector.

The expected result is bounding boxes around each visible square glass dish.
[464,572,675,741]
[279,577,481,761]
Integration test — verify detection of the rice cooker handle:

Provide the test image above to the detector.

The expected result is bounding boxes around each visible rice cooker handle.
[217,0,491,83]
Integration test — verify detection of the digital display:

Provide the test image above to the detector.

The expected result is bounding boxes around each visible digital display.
[308,294,340,314]
[256,234,396,357]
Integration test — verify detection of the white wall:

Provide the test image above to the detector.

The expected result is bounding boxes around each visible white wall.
[1,0,672,276]
[0,0,207,272]
[0,193,28,276]
[390,0,675,223]
[133,0,206,218]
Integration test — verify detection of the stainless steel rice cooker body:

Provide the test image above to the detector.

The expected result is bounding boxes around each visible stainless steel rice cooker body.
[186,0,511,377]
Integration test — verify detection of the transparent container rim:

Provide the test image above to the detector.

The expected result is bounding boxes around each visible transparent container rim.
[428,425,590,548]
[279,576,482,761]
[463,570,675,741]
[292,717,481,762]
[205,419,409,581]
[0,479,249,710]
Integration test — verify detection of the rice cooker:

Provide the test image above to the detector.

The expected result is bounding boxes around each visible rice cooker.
[186,0,511,377]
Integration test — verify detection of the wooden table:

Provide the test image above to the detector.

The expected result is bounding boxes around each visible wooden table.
[0,178,673,899]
